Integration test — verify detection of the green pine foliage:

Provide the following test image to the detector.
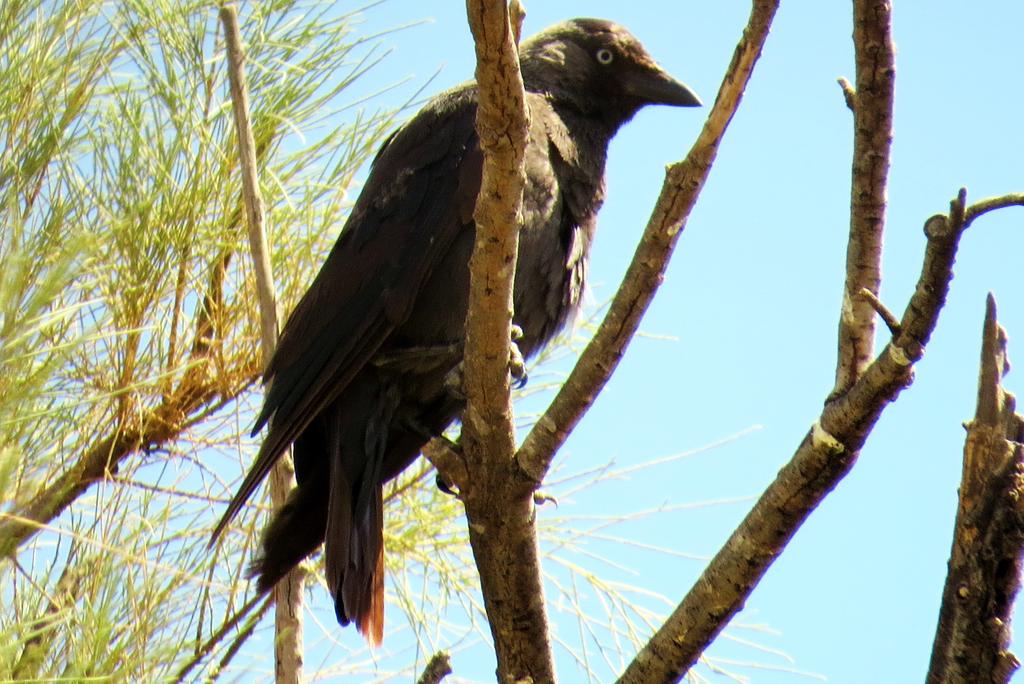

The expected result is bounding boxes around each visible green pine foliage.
[0,1,406,679]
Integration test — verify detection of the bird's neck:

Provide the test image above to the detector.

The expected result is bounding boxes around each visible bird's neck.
[546,104,623,195]
[553,99,632,149]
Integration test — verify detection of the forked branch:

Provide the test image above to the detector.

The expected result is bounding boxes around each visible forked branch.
[618,189,1024,682]
[459,1,545,682]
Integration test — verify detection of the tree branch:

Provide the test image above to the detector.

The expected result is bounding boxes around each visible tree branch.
[220,6,302,683]
[517,0,780,483]
[0,369,257,557]
[459,2,551,682]
[220,8,278,363]
[856,286,901,336]
[416,651,453,684]
[461,0,528,476]
[927,294,1024,684]
[837,76,856,112]
[617,190,1023,682]
[965,192,1024,224]
[831,0,895,397]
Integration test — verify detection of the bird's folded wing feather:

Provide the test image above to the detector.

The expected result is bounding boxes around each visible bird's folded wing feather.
[211,88,484,541]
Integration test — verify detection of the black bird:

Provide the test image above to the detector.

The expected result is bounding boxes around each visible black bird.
[212,17,700,644]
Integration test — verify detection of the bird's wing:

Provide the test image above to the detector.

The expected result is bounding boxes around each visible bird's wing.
[211,88,483,541]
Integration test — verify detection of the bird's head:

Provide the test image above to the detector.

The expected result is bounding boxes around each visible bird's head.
[519,18,701,127]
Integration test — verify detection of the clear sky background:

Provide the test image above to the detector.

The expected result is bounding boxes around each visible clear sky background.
[291,2,1024,682]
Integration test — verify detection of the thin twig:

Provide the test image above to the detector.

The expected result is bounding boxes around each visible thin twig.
[0,213,252,555]
[219,5,303,683]
[0,370,257,557]
[964,192,1024,226]
[857,287,901,336]
[422,436,468,494]
[507,1,526,45]
[213,595,276,681]
[174,592,269,684]
[416,651,453,684]
[837,76,856,112]
[221,11,278,362]
[12,561,81,680]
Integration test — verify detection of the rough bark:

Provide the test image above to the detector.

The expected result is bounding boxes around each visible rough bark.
[831,0,894,397]
[460,1,550,682]
[927,294,1024,684]
[416,651,453,684]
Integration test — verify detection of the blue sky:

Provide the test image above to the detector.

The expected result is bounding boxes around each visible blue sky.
[298,2,1024,681]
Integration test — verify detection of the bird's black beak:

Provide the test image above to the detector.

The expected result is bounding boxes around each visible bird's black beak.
[626,67,702,108]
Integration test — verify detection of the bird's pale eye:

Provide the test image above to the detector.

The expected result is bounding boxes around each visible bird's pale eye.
[595,48,614,65]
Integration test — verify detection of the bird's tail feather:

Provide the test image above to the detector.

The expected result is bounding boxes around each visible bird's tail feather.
[329,483,384,646]
[250,372,402,646]
[360,541,385,646]
[249,469,327,593]
[325,376,393,645]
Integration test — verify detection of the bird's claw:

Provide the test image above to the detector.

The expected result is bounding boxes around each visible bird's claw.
[533,491,558,507]
[443,362,467,402]
[509,325,527,389]
[436,472,459,496]
[510,341,528,389]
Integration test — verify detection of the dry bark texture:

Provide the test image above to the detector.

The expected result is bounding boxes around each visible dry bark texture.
[417,651,453,684]
[927,295,1024,684]
[444,1,1024,681]
[459,1,550,682]
[832,0,895,397]
[452,1,785,680]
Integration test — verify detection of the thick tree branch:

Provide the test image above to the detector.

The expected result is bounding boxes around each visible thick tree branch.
[517,0,779,482]
[461,0,528,473]
[220,6,302,683]
[460,2,548,683]
[831,0,895,397]
[927,294,1024,684]
[617,192,1023,683]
